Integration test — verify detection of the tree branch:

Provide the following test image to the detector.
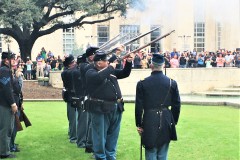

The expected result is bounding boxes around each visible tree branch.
[37,16,114,37]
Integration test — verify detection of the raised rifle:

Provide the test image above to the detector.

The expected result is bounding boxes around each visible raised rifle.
[121,30,175,59]
[100,34,129,51]
[99,34,120,50]
[106,26,161,55]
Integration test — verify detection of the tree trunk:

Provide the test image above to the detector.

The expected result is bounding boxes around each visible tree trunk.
[18,40,35,62]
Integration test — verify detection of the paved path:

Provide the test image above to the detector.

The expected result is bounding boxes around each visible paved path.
[25,94,240,108]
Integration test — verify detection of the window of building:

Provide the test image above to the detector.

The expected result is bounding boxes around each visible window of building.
[217,22,222,50]
[194,0,205,52]
[97,25,109,47]
[63,27,75,55]
[194,22,205,52]
[119,25,140,51]
[150,25,161,53]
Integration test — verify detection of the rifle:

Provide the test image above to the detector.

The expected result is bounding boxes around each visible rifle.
[121,30,175,59]
[20,110,32,128]
[15,114,23,131]
[100,34,129,51]
[99,34,120,50]
[106,26,161,55]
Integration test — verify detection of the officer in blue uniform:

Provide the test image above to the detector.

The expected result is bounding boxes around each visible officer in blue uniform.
[135,53,181,160]
[0,52,18,159]
[85,50,134,160]
[61,54,80,143]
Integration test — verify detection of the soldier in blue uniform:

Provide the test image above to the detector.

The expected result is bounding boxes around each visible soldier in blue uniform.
[61,54,80,143]
[135,53,181,160]
[85,50,134,160]
[78,46,99,153]
[0,52,18,159]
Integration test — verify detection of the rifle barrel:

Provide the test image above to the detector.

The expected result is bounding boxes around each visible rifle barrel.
[122,30,175,59]
[99,34,120,50]
[106,26,161,55]
[123,26,161,46]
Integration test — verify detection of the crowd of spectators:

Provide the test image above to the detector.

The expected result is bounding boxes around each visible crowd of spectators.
[1,47,239,81]
[130,48,240,69]
[1,47,64,80]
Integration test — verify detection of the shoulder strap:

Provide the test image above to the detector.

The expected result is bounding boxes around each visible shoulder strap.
[161,79,172,107]
[71,71,76,95]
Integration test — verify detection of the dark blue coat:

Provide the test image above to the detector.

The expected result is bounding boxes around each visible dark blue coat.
[0,64,15,107]
[61,65,84,102]
[86,61,132,101]
[135,71,181,149]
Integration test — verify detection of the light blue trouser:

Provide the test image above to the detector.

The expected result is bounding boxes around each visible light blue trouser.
[85,111,93,149]
[0,105,14,156]
[145,143,169,160]
[76,106,88,148]
[10,110,20,150]
[91,105,122,160]
[67,102,77,141]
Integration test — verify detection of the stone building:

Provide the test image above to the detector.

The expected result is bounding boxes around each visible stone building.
[0,0,239,59]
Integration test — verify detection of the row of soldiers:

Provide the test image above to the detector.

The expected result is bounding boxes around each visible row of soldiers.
[61,45,181,160]
[61,46,130,159]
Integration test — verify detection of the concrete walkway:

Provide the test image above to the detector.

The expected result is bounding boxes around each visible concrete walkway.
[122,94,240,108]
[25,94,240,108]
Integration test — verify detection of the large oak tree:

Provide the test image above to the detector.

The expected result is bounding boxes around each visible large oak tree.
[0,0,132,61]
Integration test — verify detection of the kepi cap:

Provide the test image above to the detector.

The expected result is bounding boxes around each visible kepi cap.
[86,46,99,57]
[1,52,15,60]
[151,53,164,65]
[93,50,107,61]
[77,54,86,64]
[63,54,74,67]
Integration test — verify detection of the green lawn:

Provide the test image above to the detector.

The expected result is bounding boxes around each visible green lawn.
[14,102,239,160]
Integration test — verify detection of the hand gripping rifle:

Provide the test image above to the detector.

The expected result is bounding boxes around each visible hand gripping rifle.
[121,30,175,59]
[7,45,23,131]
[106,26,162,55]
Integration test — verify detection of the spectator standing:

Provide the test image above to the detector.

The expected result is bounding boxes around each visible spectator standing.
[47,51,54,58]
[210,53,217,67]
[235,52,240,68]
[44,62,51,77]
[179,53,187,68]
[36,53,44,78]
[50,56,57,70]
[205,57,212,68]
[225,51,234,67]
[41,47,47,61]
[170,48,179,58]
[216,53,225,67]
[57,55,63,70]
[170,54,179,68]
[25,57,32,80]
[141,54,149,69]
[197,53,205,67]
[134,53,142,69]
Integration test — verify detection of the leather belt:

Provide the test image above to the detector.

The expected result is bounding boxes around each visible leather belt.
[89,97,123,103]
